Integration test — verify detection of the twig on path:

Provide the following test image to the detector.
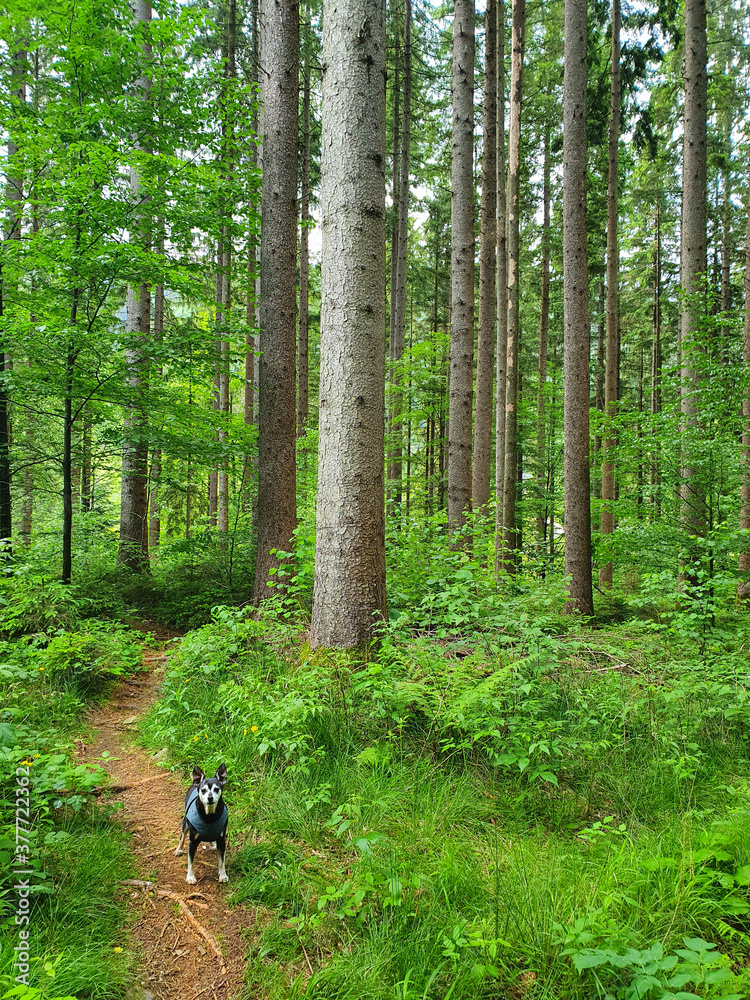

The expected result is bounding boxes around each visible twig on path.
[157,921,173,943]
[157,888,227,976]
[120,879,157,890]
[121,879,227,976]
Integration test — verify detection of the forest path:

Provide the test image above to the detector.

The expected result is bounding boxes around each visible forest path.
[77,619,253,1000]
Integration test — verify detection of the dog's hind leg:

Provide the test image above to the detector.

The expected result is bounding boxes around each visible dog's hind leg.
[174,819,188,856]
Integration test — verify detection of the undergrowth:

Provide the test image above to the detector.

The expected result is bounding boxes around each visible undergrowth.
[139,586,750,1000]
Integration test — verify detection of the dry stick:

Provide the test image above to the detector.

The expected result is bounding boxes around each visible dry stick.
[121,881,227,975]
[157,889,227,975]
[157,921,173,943]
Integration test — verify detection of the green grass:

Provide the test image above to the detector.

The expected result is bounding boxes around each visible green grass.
[0,819,137,997]
[0,586,146,1000]
[138,600,750,999]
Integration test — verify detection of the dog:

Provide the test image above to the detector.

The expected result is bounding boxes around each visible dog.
[174,764,228,884]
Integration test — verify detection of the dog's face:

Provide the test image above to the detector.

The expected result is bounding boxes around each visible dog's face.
[192,764,227,816]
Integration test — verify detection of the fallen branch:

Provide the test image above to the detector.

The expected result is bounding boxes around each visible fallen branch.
[157,889,226,975]
[120,880,226,976]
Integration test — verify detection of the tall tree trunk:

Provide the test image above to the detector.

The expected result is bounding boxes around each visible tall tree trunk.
[599,0,620,590]
[388,3,401,376]
[0,40,26,554]
[679,0,708,581]
[118,0,152,573]
[208,453,218,526]
[243,0,259,507]
[500,0,524,573]
[448,0,475,543]
[217,0,236,542]
[298,28,311,438]
[310,0,386,648]
[119,279,151,572]
[387,0,412,500]
[21,361,34,545]
[62,250,82,587]
[472,0,496,515]
[493,0,507,571]
[636,331,644,513]
[254,0,298,601]
[738,184,750,599]
[536,107,551,548]
[650,203,661,519]
[562,0,593,615]
[216,245,230,540]
[81,409,92,511]
[62,340,76,585]
[148,270,164,550]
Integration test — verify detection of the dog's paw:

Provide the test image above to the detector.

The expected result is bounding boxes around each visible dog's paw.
[219,872,229,883]
[186,873,197,885]
[174,847,184,856]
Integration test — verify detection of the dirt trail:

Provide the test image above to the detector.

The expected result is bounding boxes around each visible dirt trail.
[78,620,253,1000]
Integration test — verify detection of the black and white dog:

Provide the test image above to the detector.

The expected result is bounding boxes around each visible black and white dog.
[174,764,228,884]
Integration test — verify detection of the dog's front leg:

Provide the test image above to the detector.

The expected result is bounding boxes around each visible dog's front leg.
[216,831,228,883]
[186,834,199,884]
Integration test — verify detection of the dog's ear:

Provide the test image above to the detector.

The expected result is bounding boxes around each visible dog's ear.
[192,765,205,785]
[215,763,227,787]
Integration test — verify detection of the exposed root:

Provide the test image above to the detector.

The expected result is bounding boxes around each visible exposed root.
[158,889,226,975]
[122,881,227,976]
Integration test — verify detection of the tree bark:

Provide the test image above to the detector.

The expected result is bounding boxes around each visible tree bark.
[679,0,708,580]
[253,0,298,601]
[310,0,386,648]
[448,0,475,543]
[243,0,259,508]
[119,280,151,572]
[562,0,593,615]
[0,39,26,554]
[493,0,507,571]
[388,4,401,383]
[500,0,524,573]
[650,202,661,519]
[118,0,152,574]
[536,105,551,549]
[738,184,750,599]
[387,0,412,500]
[62,336,76,585]
[217,0,236,542]
[148,271,164,550]
[297,29,311,438]
[599,0,620,590]
[472,0,496,515]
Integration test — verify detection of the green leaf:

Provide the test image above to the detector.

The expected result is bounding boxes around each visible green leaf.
[573,951,609,971]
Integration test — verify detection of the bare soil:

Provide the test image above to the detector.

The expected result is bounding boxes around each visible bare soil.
[77,620,254,1000]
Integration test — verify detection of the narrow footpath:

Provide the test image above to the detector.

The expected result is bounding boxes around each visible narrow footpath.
[77,620,253,1000]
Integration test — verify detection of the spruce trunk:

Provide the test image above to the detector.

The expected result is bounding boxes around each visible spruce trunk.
[310,0,387,648]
